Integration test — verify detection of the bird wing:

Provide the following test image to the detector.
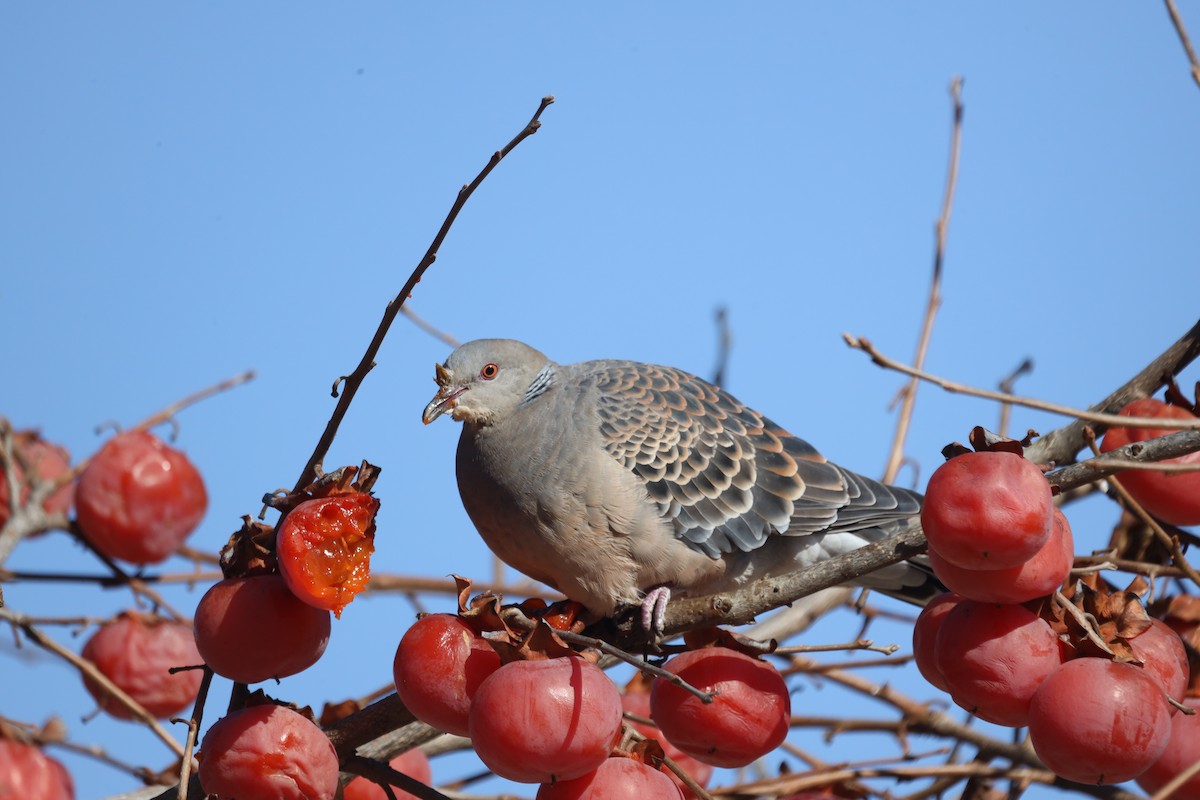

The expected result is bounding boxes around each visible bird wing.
[583,360,919,557]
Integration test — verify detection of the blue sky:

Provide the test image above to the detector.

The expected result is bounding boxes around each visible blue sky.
[3,4,1198,798]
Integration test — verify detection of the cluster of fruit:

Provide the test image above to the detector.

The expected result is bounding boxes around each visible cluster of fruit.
[915,415,1200,788]
[194,468,381,798]
[392,608,791,798]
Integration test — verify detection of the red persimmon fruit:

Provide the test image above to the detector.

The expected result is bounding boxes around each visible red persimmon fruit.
[75,430,207,564]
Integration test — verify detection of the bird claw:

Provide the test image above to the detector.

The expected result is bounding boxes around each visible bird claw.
[640,586,672,642]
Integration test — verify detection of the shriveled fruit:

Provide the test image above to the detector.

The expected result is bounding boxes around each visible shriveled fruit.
[82,612,202,720]
[912,593,964,692]
[75,430,207,564]
[921,450,1052,570]
[392,614,500,737]
[469,656,622,783]
[649,647,789,768]
[0,431,74,528]
[1028,657,1170,785]
[0,738,74,800]
[343,747,433,800]
[198,704,338,800]
[622,688,713,797]
[1101,397,1200,525]
[194,574,330,683]
[536,756,685,799]
[1127,618,1189,713]
[934,600,1063,726]
[926,508,1074,604]
[277,492,377,617]
[1137,696,1200,798]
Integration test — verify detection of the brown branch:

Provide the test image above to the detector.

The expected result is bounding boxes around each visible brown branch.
[400,305,461,349]
[1164,0,1200,89]
[883,77,962,484]
[0,608,186,759]
[292,96,554,492]
[601,412,1200,647]
[175,668,213,800]
[847,329,1200,437]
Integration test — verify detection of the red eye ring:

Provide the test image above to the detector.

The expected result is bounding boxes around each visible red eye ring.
[480,363,499,380]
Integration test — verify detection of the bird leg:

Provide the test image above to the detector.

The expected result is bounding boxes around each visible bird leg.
[640,585,672,640]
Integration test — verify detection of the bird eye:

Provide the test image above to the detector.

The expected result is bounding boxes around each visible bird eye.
[480,363,499,380]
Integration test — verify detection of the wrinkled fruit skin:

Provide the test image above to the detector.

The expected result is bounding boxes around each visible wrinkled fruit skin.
[912,593,964,693]
[198,704,338,800]
[536,756,686,799]
[934,600,1064,727]
[927,508,1074,604]
[194,574,331,683]
[468,656,623,784]
[1126,618,1189,713]
[621,689,713,797]
[1101,398,1200,525]
[82,612,203,720]
[0,739,74,800]
[277,492,378,617]
[649,647,790,768]
[921,450,1052,570]
[1137,697,1200,798]
[343,748,433,800]
[1028,657,1171,785]
[75,430,207,564]
[392,614,500,737]
[0,432,74,528]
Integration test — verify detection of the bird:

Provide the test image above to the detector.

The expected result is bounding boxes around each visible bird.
[422,338,937,631]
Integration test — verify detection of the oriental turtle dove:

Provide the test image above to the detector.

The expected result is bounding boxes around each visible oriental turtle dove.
[423,339,937,625]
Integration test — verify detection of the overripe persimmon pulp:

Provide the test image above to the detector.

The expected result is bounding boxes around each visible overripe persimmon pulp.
[279,493,378,616]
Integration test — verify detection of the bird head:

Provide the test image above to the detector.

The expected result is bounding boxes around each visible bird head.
[422,339,553,427]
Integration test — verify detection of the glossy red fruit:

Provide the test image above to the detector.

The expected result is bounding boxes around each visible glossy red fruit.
[536,756,685,799]
[193,574,330,683]
[392,614,500,737]
[621,689,713,797]
[1028,657,1171,785]
[649,647,790,768]
[912,593,964,692]
[343,747,433,800]
[277,493,377,617]
[934,600,1064,726]
[921,451,1053,570]
[0,738,74,800]
[0,432,74,528]
[198,704,338,800]
[75,430,207,564]
[1127,618,1189,713]
[1101,397,1200,525]
[927,508,1074,604]
[1137,696,1200,798]
[468,656,622,784]
[82,612,202,720]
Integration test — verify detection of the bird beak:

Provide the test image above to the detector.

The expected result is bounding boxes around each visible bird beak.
[422,385,466,424]
[423,362,465,424]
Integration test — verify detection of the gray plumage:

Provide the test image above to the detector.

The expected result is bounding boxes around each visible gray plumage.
[423,339,935,619]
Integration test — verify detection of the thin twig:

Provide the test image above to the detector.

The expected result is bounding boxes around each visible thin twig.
[0,609,186,758]
[1084,432,1200,589]
[293,96,554,492]
[846,333,1200,433]
[1164,0,1200,89]
[998,359,1034,440]
[400,306,461,349]
[711,306,732,389]
[883,77,962,484]
[774,639,899,656]
[175,668,212,800]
